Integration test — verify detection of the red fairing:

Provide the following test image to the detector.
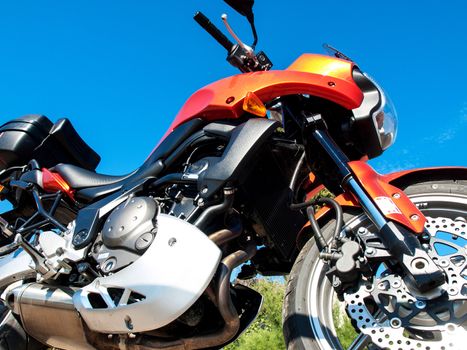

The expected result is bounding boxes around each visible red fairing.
[167,54,363,132]
[42,168,75,200]
[148,54,363,156]
[348,161,426,233]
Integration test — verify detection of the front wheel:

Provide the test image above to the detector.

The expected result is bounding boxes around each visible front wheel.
[283,178,467,350]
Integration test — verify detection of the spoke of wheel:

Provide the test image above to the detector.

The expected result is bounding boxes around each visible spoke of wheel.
[348,333,371,350]
[347,310,385,350]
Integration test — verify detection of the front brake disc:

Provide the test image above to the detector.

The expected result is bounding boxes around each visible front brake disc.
[344,217,467,350]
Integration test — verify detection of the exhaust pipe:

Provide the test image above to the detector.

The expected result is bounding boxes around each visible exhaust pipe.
[7,243,256,350]
[91,244,257,350]
[7,283,94,350]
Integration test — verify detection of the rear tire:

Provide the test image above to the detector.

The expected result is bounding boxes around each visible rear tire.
[283,178,467,349]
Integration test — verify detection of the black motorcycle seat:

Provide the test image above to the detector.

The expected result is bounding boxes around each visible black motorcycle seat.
[52,163,135,189]
[51,118,206,200]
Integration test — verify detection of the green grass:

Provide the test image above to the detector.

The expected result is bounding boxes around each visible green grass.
[225,278,286,350]
[226,278,359,349]
[332,301,359,349]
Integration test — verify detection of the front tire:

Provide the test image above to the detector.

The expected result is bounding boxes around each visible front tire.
[283,178,467,350]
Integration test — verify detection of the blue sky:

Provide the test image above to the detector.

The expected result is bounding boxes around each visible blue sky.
[0,0,465,176]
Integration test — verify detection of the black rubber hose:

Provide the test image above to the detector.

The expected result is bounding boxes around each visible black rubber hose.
[317,197,344,248]
[306,206,328,252]
[289,152,306,200]
[290,198,315,211]
[293,197,344,251]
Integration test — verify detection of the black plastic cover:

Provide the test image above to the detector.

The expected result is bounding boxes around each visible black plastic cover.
[350,69,383,159]
[46,119,101,170]
[0,115,53,170]
[0,115,101,171]
[198,118,280,198]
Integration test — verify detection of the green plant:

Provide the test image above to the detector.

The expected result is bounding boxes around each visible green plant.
[332,301,358,349]
[226,277,358,349]
[226,278,286,350]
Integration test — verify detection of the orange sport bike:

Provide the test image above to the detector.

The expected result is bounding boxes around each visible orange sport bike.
[0,1,465,350]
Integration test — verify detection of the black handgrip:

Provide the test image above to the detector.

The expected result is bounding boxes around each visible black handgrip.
[194,11,233,52]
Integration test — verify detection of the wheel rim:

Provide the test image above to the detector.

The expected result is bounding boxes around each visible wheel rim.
[305,192,467,350]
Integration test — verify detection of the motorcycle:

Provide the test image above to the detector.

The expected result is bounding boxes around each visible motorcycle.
[0,1,465,349]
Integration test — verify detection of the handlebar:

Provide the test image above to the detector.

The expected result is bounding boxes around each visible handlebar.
[194,11,233,52]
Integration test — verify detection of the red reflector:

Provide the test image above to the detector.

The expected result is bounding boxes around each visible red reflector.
[42,168,75,200]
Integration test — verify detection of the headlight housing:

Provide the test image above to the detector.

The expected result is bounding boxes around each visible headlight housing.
[351,69,398,158]
[366,74,398,150]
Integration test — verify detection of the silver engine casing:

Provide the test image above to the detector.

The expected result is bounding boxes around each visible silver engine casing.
[73,197,222,333]
[74,197,222,334]
[7,196,222,347]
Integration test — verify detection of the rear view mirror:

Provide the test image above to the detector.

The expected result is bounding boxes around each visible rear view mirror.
[224,0,258,48]
[224,0,254,20]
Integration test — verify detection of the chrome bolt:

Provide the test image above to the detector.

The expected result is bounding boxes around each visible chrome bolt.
[197,198,205,207]
[365,247,375,256]
[411,214,419,221]
[390,317,402,328]
[439,259,449,268]
[358,227,367,235]
[415,300,426,309]
[124,315,133,330]
[201,187,208,194]
[103,258,117,272]
[55,247,65,256]
[391,280,401,289]
[392,193,401,199]
[446,323,457,334]
[412,257,429,270]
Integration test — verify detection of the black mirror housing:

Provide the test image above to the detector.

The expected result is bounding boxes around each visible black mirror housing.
[224,0,254,20]
[223,0,258,48]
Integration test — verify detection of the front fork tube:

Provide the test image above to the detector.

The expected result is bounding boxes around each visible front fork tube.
[311,127,445,292]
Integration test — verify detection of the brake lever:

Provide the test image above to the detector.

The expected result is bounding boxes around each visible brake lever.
[221,13,272,72]
[221,14,255,60]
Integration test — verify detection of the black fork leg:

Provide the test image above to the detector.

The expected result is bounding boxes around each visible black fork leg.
[304,114,445,292]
